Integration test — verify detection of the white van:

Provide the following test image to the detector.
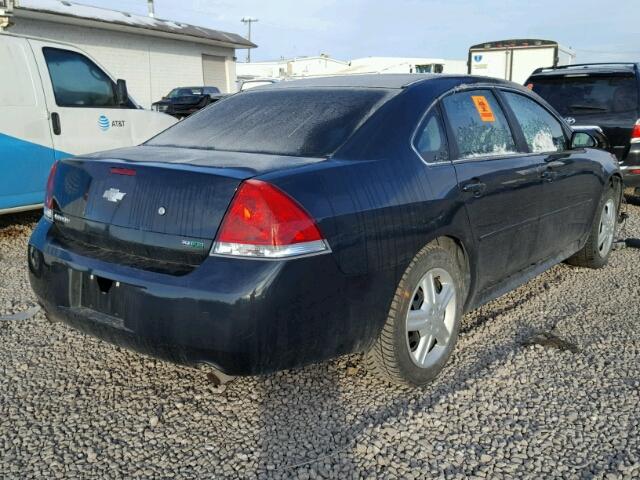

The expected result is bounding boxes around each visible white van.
[0,33,177,214]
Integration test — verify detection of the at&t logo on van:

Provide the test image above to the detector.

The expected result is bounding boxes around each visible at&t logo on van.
[98,115,126,131]
[98,115,110,131]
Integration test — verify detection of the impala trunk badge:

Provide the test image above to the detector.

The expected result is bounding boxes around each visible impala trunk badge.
[103,188,126,203]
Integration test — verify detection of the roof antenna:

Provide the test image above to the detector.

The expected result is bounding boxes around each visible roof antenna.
[147,0,155,18]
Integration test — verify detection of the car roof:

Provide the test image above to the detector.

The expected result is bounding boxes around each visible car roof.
[529,63,640,78]
[264,73,512,90]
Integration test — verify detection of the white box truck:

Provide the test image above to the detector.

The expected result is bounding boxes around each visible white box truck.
[0,32,177,214]
[468,39,575,85]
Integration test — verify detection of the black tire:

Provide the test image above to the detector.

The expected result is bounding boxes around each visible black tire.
[365,240,465,386]
[567,185,619,269]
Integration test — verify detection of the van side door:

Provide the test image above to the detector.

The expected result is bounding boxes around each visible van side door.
[0,35,55,211]
[442,88,547,292]
[28,40,138,156]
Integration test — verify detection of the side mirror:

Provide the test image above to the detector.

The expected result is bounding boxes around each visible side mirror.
[571,131,597,148]
[115,79,128,106]
[570,126,609,150]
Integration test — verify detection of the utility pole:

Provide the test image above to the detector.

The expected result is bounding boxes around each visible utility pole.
[147,0,155,18]
[241,17,258,63]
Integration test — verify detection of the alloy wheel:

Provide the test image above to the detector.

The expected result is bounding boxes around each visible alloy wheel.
[405,267,457,368]
[597,199,616,257]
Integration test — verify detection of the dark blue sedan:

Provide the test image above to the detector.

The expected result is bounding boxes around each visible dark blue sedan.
[28,74,621,386]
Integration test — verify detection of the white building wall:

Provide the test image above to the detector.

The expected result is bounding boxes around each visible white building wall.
[236,61,281,79]
[10,18,237,107]
[345,57,468,74]
[236,56,348,79]
[287,57,348,76]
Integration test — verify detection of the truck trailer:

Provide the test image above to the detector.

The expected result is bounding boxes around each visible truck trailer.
[468,39,575,85]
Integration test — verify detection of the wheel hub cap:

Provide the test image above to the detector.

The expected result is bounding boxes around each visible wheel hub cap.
[405,267,456,368]
[597,199,616,257]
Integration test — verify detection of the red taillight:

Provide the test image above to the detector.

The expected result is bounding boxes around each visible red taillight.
[631,120,640,143]
[212,179,329,258]
[43,161,59,217]
[110,167,136,176]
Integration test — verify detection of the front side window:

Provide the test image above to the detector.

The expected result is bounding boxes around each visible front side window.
[502,91,567,152]
[43,48,117,108]
[442,90,516,158]
[413,108,448,163]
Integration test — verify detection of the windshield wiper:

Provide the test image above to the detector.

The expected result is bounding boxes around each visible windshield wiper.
[568,104,607,111]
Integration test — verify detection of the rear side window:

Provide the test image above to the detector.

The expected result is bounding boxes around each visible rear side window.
[502,91,567,152]
[147,88,392,157]
[442,90,516,158]
[530,75,639,116]
[413,108,449,163]
[43,47,117,108]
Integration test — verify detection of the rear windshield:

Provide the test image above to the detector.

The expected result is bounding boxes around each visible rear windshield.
[147,88,392,157]
[168,88,204,97]
[530,74,638,116]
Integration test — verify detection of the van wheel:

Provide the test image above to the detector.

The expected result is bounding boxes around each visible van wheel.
[567,186,618,269]
[365,241,464,386]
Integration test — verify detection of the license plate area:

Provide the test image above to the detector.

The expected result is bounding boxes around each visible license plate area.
[80,272,134,319]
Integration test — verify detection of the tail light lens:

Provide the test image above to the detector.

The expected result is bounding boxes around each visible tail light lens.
[43,161,59,220]
[212,179,330,259]
[631,120,640,144]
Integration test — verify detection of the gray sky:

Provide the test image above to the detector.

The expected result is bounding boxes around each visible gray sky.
[78,0,640,63]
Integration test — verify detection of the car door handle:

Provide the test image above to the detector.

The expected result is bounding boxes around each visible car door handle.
[51,112,61,136]
[461,180,487,197]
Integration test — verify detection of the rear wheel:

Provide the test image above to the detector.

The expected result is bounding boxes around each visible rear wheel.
[366,241,464,386]
[567,186,618,269]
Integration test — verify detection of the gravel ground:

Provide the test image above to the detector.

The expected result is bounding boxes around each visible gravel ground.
[1,205,639,479]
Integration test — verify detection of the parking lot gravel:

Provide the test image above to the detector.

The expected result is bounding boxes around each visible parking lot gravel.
[1,205,639,479]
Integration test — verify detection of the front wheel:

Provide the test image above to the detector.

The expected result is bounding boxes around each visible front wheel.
[365,241,464,386]
[567,186,619,269]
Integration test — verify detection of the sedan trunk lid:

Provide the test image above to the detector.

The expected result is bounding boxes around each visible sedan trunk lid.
[49,146,325,274]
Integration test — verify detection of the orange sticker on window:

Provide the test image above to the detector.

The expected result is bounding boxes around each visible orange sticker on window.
[471,95,495,122]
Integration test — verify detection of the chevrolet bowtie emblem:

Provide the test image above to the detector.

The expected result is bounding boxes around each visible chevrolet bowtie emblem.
[103,188,126,203]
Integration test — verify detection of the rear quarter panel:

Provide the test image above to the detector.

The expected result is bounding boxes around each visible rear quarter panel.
[259,81,479,344]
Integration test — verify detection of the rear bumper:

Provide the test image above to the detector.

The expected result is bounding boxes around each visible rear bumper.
[28,219,392,375]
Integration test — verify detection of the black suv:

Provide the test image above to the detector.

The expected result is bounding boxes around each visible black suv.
[526,63,640,187]
[152,86,226,119]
